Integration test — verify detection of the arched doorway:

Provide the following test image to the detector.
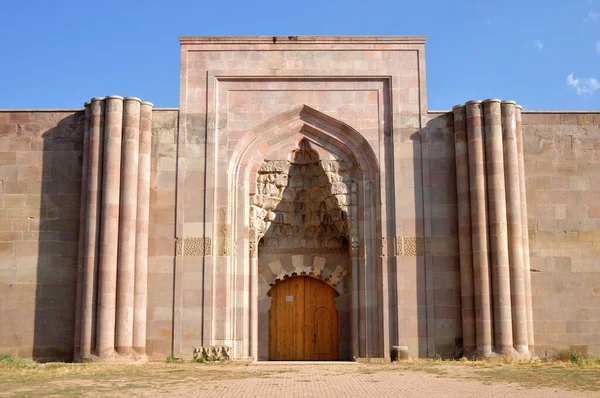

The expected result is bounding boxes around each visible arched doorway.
[268,276,339,360]
[229,106,383,360]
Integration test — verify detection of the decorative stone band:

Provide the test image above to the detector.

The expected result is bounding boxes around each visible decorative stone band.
[452,99,532,358]
[74,96,153,362]
[176,237,213,257]
[258,237,457,257]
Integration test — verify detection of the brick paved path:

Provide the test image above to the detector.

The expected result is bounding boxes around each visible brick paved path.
[159,364,598,398]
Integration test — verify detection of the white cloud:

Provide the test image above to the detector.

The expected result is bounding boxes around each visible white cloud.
[566,73,600,95]
[596,40,600,54]
[534,40,544,51]
[584,10,600,22]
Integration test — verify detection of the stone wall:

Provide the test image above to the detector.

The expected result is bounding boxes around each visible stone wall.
[522,112,600,357]
[146,109,178,358]
[0,108,179,361]
[0,86,598,361]
[177,36,429,360]
[0,110,83,361]
[423,110,600,358]
[422,112,462,358]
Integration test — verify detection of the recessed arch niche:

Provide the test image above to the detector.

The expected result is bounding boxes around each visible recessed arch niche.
[227,105,382,360]
[254,138,355,360]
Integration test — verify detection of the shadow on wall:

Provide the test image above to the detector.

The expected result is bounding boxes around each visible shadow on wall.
[412,113,462,358]
[411,127,429,358]
[33,113,84,361]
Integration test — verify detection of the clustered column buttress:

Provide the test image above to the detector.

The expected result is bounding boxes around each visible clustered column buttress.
[74,96,153,361]
[453,99,532,357]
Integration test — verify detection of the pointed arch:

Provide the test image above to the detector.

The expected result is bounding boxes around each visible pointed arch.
[227,104,383,361]
[229,105,379,191]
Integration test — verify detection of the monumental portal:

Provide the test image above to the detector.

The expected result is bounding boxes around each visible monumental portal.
[0,36,599,362]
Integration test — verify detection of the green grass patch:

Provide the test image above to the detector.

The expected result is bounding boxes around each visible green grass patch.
[0,354,39,369]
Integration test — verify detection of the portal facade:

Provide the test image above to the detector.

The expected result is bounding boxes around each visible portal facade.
[0,36,599,362]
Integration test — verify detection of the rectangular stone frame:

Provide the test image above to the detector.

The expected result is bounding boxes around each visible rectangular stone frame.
[174,36,429,359]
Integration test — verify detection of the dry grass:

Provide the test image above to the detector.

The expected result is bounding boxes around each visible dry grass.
[0,356,269,397]
[353,353,600,391]
[461,361,600,391]
[1,353,599,396]
[360,354,600,391]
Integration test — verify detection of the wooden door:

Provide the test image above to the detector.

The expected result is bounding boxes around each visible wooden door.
[269,276,339,360]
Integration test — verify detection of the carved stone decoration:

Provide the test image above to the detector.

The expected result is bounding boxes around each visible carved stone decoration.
[193,345,232,361]
[221,236,232,256]
[253,138,355,291]
[176,237,213,257]
[250,138,357,247]
[397,236,432,256]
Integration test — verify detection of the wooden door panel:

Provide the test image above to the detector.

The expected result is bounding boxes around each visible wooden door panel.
[269,276,304,360]
[305,277,339,360]
[269,276,338,361]
[314,307,332,355]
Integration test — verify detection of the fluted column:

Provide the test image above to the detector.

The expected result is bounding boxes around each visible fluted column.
[80,98,105,358]
[133,101,153,355]
[515,105,534,350]
[483,99,513,355]
[453,105,476,357]
[115,97,141,355]
[97,95,124,358]
[501,101,528,354]
[465,100,493,357]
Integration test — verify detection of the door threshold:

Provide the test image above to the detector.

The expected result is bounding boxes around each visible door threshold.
[252,361,357,365]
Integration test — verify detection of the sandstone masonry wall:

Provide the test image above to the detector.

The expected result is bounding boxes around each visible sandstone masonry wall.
[146,109,178,358]
[425,110,600,358]
[522,112,600,357]
[422,112,462,358]
[0,110,83,361]
[0,108,179,361]
[1,103,599,361]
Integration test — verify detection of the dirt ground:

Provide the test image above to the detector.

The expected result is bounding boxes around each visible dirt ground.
[1,358,599,397]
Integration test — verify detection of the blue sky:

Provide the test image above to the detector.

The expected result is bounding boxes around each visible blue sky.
[0,0,599,110]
